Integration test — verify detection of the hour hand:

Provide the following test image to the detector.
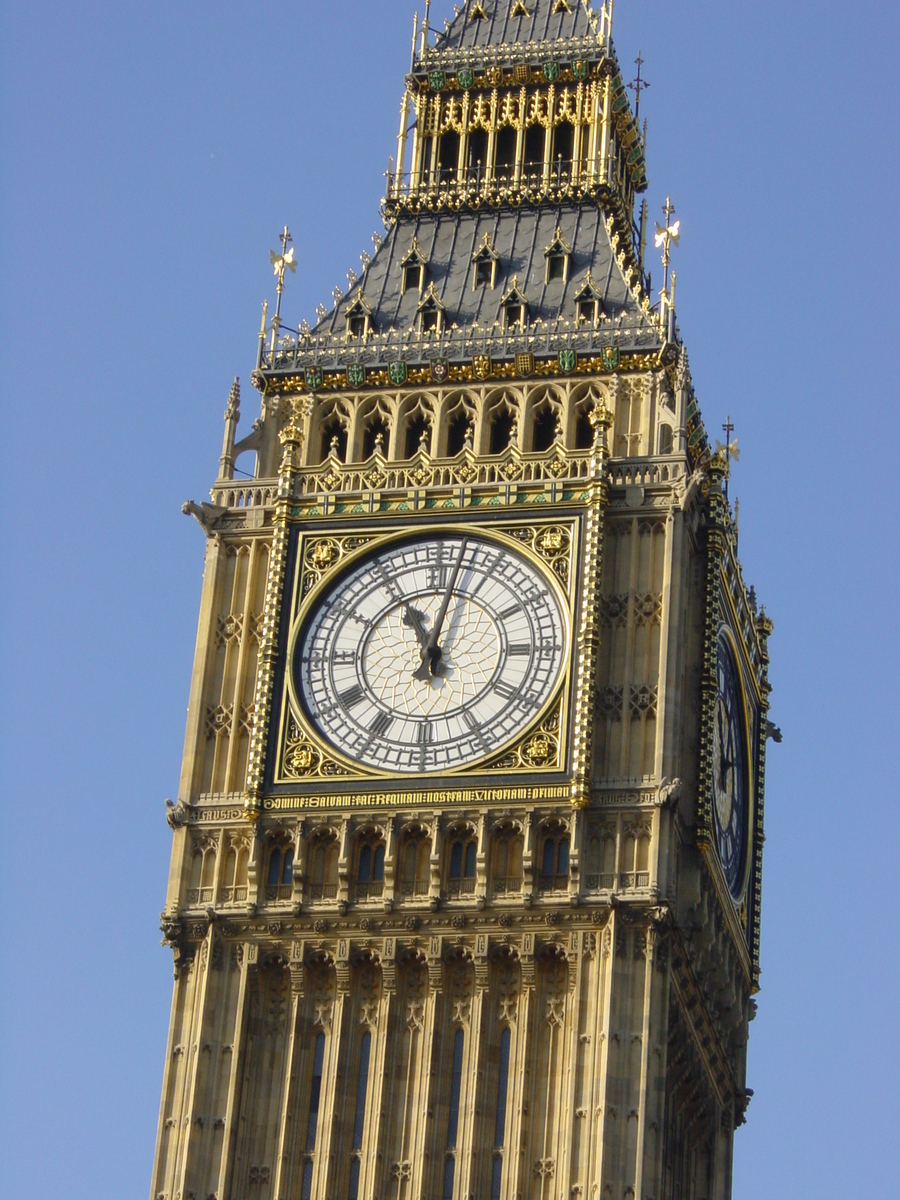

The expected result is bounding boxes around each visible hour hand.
[402,605,431,648]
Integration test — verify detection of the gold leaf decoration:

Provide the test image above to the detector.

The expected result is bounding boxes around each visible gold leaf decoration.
[481,699,563,773]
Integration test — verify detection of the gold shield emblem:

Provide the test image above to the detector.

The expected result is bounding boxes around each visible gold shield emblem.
[473,353,492,380]
[516,352,535,377]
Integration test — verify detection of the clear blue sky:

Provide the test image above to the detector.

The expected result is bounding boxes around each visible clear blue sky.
[1,2,897,1195]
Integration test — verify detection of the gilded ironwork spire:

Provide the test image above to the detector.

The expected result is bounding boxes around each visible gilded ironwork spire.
[628,52,650,121]
[268,225,296,354]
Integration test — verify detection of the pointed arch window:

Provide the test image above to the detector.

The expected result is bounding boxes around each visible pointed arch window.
[469,1,488,18]
[553,0,572,12]
[494,126,517,179]
[500,277,528,331]
[544,227,572,284]
[523,124,545,174]
[417,282,445,334]
[345,292,373,339]
[539,830,570,892]
[301,1031,326,1200]
[442,1028,465,1200]
[472,233,499,290]
[490,1025,512,1200]
[531,402,560,452]
[187,841,216,906]
[347,1031,372,1200]
[574,272,603,325]
[511,1,529,15]
[399,832,431,898]
[492,828,523,895]
[446,832,477,898]
[355,837,386,901]
[266,843,294,903]
[401,238,427,295]
[307,833,339,901]
[221,841,249,904]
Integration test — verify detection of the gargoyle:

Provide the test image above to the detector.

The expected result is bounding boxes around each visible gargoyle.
[165,797,191,829]
[658,778,683,809]
[181,500,228,534]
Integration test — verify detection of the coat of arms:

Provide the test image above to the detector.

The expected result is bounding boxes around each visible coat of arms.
[346,363,365,387]
[473,353,492,380]
[458,69,474,89]
[429,71,445,92]
[305,365,323,390]
[516,352,535,377]
[389,361,408,385]
[558,348,577,373]
[543,62,560,82]
[601,346,620,371]
[572,60,589,80]
[430,358,450,383]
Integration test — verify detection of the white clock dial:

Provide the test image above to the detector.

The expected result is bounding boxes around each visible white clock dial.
[290,532,568,774]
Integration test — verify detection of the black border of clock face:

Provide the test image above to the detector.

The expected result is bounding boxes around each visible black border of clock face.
[289,530,568,776]
[712,632,749,899]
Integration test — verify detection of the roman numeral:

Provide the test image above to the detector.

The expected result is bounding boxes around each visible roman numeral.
[416,722,433,745]
[369,711,394,738]
[462,709,490,749]
[494,680,517,701]
[499,605,521,621]
[339,685,365,710]
[377,564,401,599]
[508,643,532,656]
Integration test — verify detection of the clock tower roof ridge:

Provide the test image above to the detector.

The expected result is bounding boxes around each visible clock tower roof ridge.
[422,0,601,58]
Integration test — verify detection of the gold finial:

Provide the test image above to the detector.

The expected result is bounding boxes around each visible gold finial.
[268,225,296,354]
[655,198,680,337]
[714,415,740,500]
[655,198,680,291]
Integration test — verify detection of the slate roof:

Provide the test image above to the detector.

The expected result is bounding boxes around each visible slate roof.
[434,0,598,51]
[317,206,651,339]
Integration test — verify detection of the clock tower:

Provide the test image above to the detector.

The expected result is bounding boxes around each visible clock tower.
[152,4,775,1200]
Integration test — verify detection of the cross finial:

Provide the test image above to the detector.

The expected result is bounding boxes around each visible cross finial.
[628,53,651,121]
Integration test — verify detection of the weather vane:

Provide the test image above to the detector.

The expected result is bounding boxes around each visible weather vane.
[268,225,296,353]
[654,198,680,294]
[628,53,650,121]
[715,415,741,500]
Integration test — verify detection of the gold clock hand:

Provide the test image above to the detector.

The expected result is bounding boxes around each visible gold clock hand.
[414,538,468,681]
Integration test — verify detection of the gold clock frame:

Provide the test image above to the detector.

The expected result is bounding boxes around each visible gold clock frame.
[272,518,580,787]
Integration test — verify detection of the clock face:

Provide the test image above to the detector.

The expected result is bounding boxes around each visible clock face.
[290,531,568,775]
[712,632,748,898]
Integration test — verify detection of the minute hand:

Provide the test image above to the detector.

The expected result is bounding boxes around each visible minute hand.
[414,538,468,681]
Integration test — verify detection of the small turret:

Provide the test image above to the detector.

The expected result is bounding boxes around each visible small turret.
[217,376,241,481]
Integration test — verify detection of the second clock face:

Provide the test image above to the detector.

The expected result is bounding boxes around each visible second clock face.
[712,632,748,899]
[291,531,568,774]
